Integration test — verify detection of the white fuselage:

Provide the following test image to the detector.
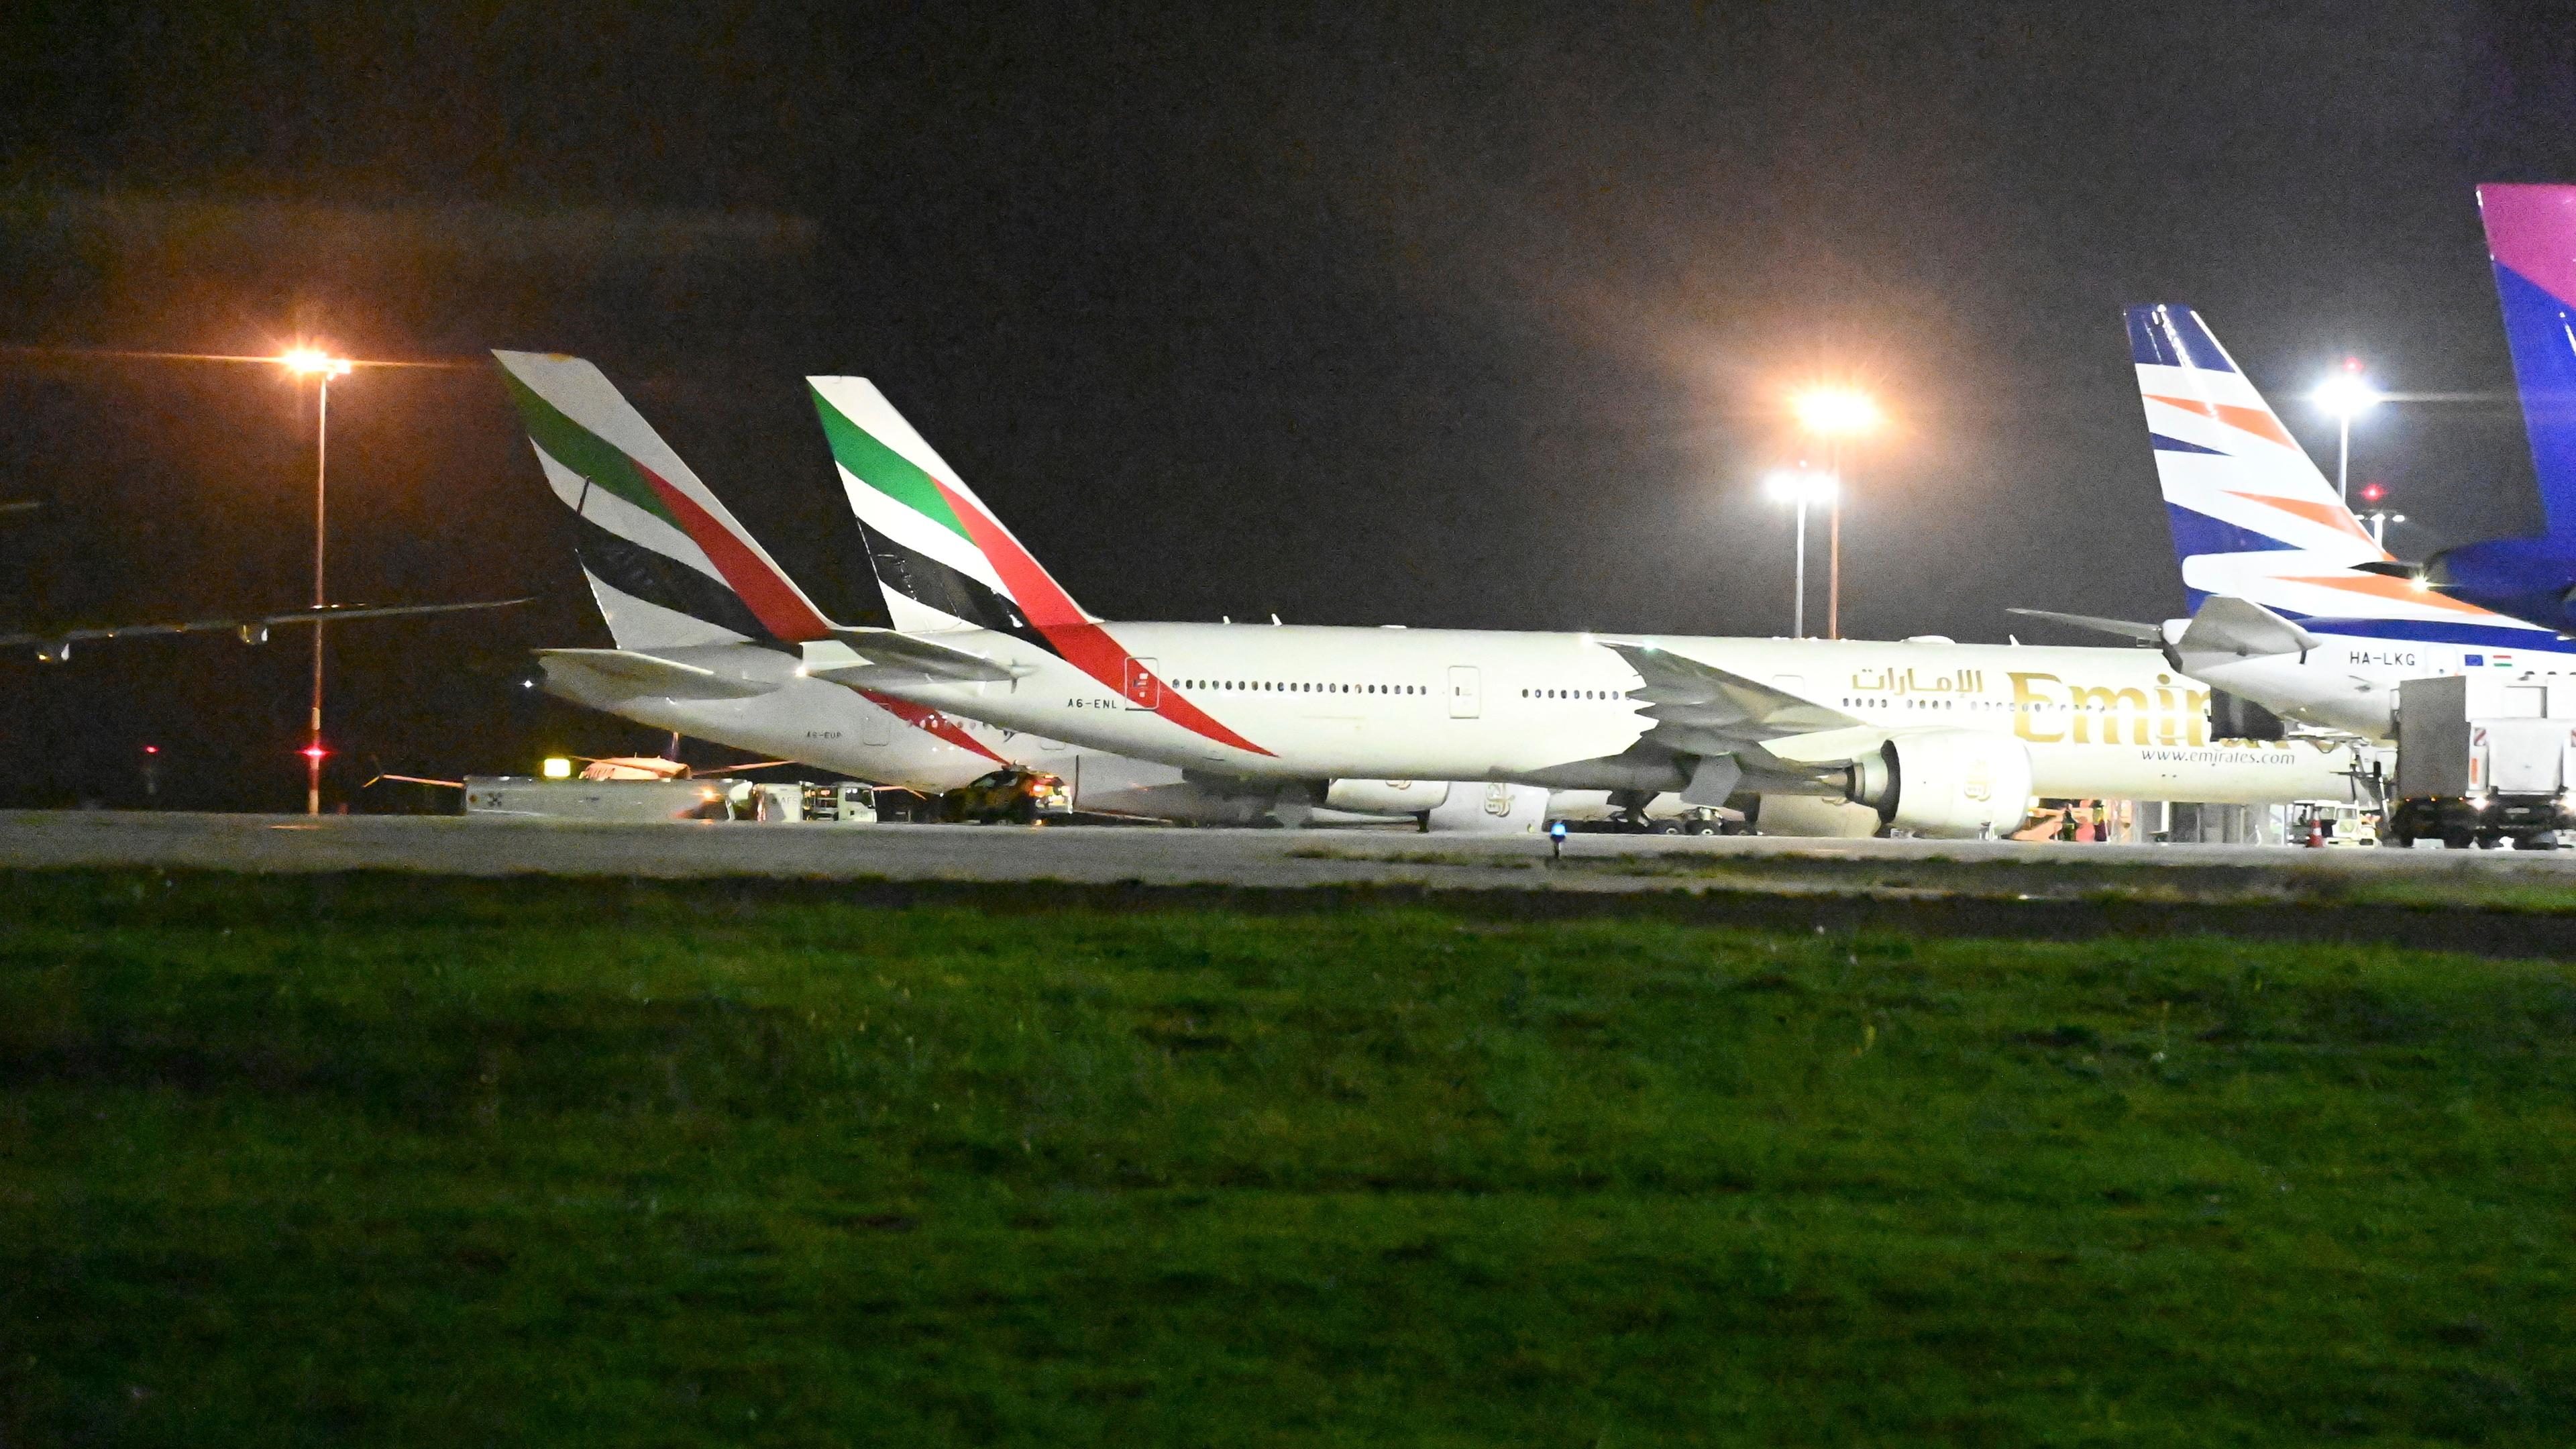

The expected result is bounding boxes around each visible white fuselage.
[537,641,1525,828]
[856,625,2366,804]
[2192,628,2576,741]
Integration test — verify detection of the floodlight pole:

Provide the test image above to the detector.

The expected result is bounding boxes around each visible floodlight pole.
[308,374,329,816]
[1827,441,1843,641]
[2337,413,2351,504]
[1791,492,1809,639]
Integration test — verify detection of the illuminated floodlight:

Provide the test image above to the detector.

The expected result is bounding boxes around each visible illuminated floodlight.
[541,756,574,780]
[1762,467,1839,504]
[279,347,353,378]
[1790,387,1882,438]
[2311,363,2379,419]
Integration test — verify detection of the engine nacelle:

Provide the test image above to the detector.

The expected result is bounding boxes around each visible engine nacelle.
[1324,778,1452,815]
[1845,729,2033,839]
[1750,794,1884,838]
[1424,782,1548,834]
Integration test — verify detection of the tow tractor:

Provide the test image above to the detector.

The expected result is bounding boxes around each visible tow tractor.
[937,769,1071,825]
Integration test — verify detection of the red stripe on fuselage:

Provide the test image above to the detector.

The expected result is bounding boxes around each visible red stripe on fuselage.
[637,468,834,642]
[930,479,1273,757]
[858,689,1008,763]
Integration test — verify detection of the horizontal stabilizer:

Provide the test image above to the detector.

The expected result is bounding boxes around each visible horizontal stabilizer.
[804,629,1028,685]
[2002,607,2163,642]
[535,648,778,700]
[2174,595,2319,665]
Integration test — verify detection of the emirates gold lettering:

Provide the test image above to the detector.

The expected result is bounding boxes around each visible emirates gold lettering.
[2012,672,2063,743]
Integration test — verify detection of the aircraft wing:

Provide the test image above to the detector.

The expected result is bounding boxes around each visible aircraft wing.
[535,648,779,700]
[1607,641,1866,751]
[806,628,1030,686]
[1604,641,1884,804]
[0,597,533,655]
[2003,607,2165,642]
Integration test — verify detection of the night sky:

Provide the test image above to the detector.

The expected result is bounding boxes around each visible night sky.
[3,2,2573,810]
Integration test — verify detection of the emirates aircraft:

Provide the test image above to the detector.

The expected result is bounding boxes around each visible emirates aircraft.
[2012,303,2576,740]
[492,352,1547,831]
[790,377,2371,837]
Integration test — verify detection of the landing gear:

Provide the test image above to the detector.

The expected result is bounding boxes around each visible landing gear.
[1606,788,1656,835]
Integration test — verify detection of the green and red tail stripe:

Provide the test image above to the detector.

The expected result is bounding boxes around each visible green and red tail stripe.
[644,477,833,642]
[812,375,1271,757]
[930,478,1269,755]
[499,352,837,644]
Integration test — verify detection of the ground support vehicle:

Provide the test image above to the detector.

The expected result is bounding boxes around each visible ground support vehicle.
[2386,675,2576,849]
[937,769,1071,825]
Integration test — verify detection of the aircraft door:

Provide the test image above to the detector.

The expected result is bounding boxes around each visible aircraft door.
[859,706,894,747]
[1448,665,1482,719]
[1124,657,1161,710]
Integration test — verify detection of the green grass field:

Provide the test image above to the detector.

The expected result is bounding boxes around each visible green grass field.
[4,871,2572,1446]
[1304,842,2576,915]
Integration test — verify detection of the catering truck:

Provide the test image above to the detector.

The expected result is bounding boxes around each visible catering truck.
[2386,675,2576,849]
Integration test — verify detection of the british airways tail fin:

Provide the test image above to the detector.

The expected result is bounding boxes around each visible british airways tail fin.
[2476,184,2576,541]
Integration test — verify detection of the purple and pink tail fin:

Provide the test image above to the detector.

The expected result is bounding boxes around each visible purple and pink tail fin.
[2477,184,2576,543]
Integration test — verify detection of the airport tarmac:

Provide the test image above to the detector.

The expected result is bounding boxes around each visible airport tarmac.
[13,810,2576,955]
[3,808,2575,892]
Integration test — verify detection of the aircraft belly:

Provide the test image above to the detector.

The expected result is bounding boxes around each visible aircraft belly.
[593,682,997,793]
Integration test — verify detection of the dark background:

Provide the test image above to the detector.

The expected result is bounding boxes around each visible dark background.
[3,1,2572,810]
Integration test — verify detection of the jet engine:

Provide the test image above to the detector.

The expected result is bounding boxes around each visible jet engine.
[1749,794,1884,838]
[1324,779,1452,814]
[1844,729,2033,838]
[1423,782,1548,834]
